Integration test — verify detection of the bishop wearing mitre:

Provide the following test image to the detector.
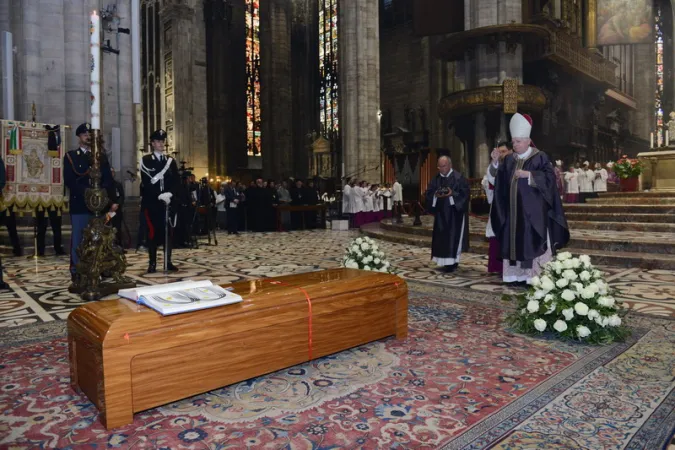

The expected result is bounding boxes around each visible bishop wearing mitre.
[491,113,570,283]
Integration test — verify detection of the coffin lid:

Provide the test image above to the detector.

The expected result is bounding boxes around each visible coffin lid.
[68,268,405,348]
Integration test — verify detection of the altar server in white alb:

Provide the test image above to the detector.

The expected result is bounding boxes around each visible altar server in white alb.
[380,184,393,217]
[392,178,403,222]
[593,162,608,193]
[564,165,580,203]
[342,179,352,216]
[578,161,595,202]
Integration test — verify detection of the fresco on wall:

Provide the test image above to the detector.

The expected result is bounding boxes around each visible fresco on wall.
[597,0,653,45]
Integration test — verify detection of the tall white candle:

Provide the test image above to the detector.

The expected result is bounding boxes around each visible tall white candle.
[90,10,101,130]
[650,132,654,148]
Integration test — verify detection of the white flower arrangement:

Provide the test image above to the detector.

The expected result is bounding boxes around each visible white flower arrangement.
[342,236,392,273]
[507,253,630,344]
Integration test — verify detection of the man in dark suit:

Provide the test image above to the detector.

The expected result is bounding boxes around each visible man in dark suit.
[63,123,116,282]
[35,206,65,257]
[140,129,180,273]
[224,181,242,235]
[109,167,125,247]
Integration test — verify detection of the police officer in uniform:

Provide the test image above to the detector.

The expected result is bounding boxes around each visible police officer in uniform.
[36,207,65,256]
[64,123,116,281]
[140,129,179,273]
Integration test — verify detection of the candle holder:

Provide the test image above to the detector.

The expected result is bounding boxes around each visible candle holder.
[68,129,135,300]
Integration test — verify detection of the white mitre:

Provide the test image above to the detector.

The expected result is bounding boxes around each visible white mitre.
[509,113,532,139]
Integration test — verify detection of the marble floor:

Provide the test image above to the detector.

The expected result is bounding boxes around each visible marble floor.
[0,229,674,328]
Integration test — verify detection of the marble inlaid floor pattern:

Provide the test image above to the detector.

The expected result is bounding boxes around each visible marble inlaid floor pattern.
[0,229,674,328]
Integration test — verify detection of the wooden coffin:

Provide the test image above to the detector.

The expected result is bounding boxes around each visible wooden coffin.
[68,268,408,429]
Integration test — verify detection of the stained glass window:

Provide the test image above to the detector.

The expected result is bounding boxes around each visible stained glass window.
[319,0,339,135]
[246,0,261,156]
[656,2,664,146]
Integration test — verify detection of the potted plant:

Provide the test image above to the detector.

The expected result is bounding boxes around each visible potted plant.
[611,155,643,192]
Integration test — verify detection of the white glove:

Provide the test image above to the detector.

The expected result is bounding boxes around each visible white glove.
[158,192,173,205]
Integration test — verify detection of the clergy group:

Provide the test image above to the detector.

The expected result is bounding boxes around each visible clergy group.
[426,112,570,284]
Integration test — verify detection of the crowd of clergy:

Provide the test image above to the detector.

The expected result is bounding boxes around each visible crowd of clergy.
[557,160,616,203]
[426,112,571,285]
[341,180,403,227]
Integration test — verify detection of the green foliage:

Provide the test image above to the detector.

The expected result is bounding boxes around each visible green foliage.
[610,156,643,179]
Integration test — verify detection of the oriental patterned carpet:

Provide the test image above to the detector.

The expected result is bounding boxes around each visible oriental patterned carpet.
[1,284,674,449]
[2,229,675,330]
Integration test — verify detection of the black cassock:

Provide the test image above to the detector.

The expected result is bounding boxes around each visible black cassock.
[424,171,470,263]
[490,149,569,267]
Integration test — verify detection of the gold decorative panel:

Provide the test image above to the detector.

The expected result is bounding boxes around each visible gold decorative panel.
[439,85,547,119]
[503,79,519,114]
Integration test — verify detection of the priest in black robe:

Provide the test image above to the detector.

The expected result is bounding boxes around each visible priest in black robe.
[424,156,470,273]
[491,113,570,283]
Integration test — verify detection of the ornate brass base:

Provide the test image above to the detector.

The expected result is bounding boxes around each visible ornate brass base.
[71,216,136,301]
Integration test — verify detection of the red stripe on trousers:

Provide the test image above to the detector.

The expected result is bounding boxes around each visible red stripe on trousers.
[144,209,155,240]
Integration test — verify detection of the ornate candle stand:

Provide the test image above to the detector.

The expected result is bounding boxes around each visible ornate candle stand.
[69,129,135,300]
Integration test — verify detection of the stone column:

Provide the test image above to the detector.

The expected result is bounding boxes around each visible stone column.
[340,0,356,179]
[63,1,88,145]
[0,0,8,34]
[20,0,41,121]
[474,112,490,176]
[0,1,8,118]
[161,2,200,174]
[260,0,293,180]
[464,0,523,177]
[291,0,319,179]
[339,0,380,182]
[366,0,380,180]
[114,1,137,180]
[190,0,209,176]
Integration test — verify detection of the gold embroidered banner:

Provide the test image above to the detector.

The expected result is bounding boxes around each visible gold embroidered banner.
[1,120,68,214]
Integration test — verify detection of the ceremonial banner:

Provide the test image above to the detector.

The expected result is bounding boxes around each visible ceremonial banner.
[1,120,68,214]
[597,0,653,45]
